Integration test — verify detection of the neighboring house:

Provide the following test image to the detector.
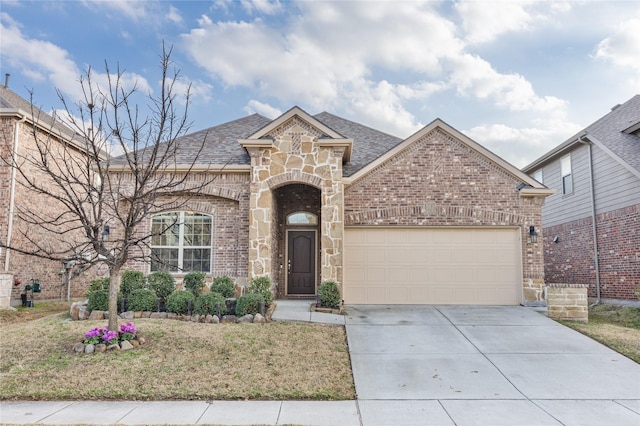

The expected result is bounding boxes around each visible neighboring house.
[0,85,96,305]
[116,106,552,306]
[523,95,640,302]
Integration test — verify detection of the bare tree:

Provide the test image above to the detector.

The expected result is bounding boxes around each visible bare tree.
[3,46,215,330]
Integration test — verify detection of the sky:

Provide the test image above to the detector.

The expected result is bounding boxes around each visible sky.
[1,0,639,168]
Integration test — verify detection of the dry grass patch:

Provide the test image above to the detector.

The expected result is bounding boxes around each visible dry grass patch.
[560,304,640,363]
[0,315,355,401]
[0,300,72,325]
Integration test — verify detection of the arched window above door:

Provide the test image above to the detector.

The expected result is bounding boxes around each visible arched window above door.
[286,212,318,225]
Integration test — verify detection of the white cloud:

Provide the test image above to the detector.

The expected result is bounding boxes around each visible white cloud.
[241,0,283,15]
[449,53,567,113]
[594,17,640,87]
[164,77,214,106]
[244,100,281,118]
[81,0,149,21]
[0,13,150,105]
[167,5,183,24]
[455,1,538,44]
[464,118,583,168]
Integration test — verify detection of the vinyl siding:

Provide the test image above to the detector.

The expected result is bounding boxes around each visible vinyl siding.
[540,144,593,227]
[591,145,640,213]
[535,143,640,228]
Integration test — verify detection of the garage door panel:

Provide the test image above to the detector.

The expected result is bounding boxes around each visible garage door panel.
[345,227,522,305]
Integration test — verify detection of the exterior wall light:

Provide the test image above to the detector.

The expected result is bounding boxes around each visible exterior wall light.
[101,225,110,240]
[529,225,538,244]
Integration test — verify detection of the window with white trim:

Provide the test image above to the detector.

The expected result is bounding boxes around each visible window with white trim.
[532,169,543,184]
[561,155,573,194]
[150,212,212,273]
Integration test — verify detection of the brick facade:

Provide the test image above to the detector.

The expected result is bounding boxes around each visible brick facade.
[544,204,640,300]
[345,127,546,304]
[1,116,101,303]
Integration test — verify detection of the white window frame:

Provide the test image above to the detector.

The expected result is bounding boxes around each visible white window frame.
[150,211,212,273]
[561,154,573,195]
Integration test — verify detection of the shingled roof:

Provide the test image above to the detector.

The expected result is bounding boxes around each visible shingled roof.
[110,108,404,176]
[523,94,640,176]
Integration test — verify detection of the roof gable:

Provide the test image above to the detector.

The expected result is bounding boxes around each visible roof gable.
[345,118,546,191]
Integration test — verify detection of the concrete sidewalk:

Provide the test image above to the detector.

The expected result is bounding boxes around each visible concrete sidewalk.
[2,301,640,425]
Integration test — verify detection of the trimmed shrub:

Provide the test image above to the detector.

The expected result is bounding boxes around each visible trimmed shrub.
[318,280,341,309]
[147,271,176,303]
[235,293,265,317]
[183,271,206,297]
[120,270,145,298]
[211,276,236,298]
[194,292,227,316]
[126,289,158,312]
[250,276,272,305]
[166,290,195,315]
[86,277,109,296]
[87,289,109,311]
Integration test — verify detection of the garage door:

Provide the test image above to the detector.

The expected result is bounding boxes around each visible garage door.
[344,227,522,305]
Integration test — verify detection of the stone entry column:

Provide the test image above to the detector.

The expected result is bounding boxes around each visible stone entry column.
[0,272,14,309]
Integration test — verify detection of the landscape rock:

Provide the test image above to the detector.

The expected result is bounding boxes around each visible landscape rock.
[70,302,84,321]
[150,312,162,319]
[167,313,177,320]
[120,340,134,351]
[221,315,237,323]
[134,311,143,319]
[73,342,85,353]
[253,313,266,324]
[137,336,146,345]
[205,314,214,323]
[107,344,120,351]
[158,312,168,319]
[78,305,90,320]
[95,344,106,353]
[84,344,95,354]
[88,310,104,321]
[191,314,200,322]
[142,311,152,318]
[130,340,140,347]
[120,311,135,320]
[237,314,254,323]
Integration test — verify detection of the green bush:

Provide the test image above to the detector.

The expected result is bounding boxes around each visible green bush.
[211,276,236,298]
[86,277,109,296]
[183,271,206,297]
[147,271,175,303]
[250,276,272,305]
[194,292,227,316]
[235,293,265,317]
[87,289,109,311]
[165,290,195,315]
[120,270,145,298]
[318,280,341,309]
[126,289,158,312]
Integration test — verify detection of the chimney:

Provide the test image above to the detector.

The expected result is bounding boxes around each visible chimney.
[4,73,9,88]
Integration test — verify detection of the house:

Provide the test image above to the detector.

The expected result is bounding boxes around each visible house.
[118,106,552,306]
[0,84,97,306]
[523,95,640,302]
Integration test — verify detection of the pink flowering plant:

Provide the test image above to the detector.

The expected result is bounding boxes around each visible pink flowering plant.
[119,322,137,341]
[82,322,137,346]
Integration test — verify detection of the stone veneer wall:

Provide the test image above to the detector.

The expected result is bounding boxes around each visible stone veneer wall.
[543,204,640,300]
[546,284,589,322]
[344,128,546,304]
[246,117,346,291]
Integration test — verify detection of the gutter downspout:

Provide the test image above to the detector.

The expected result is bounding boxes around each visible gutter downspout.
[579,136,601,304]
[4,114,27,272]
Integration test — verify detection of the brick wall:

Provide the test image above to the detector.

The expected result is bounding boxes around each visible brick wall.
[544,204,640,300]
[344,128,545,303]
[4,118,102,302]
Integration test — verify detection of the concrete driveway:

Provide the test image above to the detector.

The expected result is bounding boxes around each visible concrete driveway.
[345,305,640,426]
